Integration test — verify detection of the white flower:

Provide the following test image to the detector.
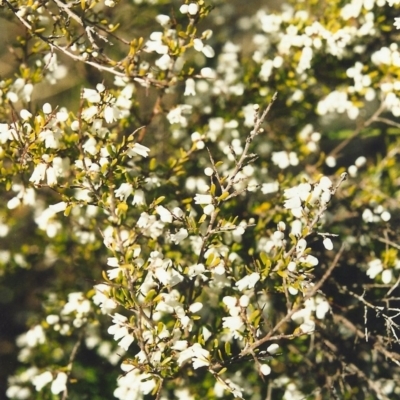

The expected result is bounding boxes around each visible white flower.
[46,166,57,186]
[29,162,47,185]
[32,371,53,391]
[296,238,307,255]
[92,284,117,313]
[323,238,333,250]
[172,207,184,218]
[267,343,280,354]
[49,202,67,213]
[184,78,196,96]
[177,343,210,368]
[188,3,199,15]
[156,14,170,27]
[127,143,150,158]
[155,54,171,70]
[106,257,122,280]
[179,4,189,13]
[362,208,375,223]
[104,105,120,123]
[39,129,60,149]
[222,316,244,337]
[189,302,203,313]
[0,124,15,143]
[82,88,101,103]
[62,292,91,315]
[194,194,213,205]
[156,205,173,223]
[319,176,332,190]
[299,254,319,267]
[203,204,215,215]
[171,228,189,244]
[315,297,330,319]
[115,183,133,201]
[20,109,32,120]
[283,183,311,209]
[272,151,299,169]
[382,269,392,284]
[166,104,192,126]
[132,189,146,206]
[7,78,33,103]
[261,181,279,194]
[145,32,168,54]
[187,263,206,278]
[235,272,260,291]
[300,320,315,333]
[108,313,135,350]
[81,105,99,121]
[239,295,249,308]
[287,261,296,272]
[114,365,156,398]
[366,258,383,279]
[260,364,271,375]
[381,211,391,222]
[51,372,67,395]
[223,296,238,312]
[82,137,98,155]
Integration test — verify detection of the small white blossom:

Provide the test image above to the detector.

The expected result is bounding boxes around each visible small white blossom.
[43,103,52,114]
[184,78,196,96]
[115,183,133,201]
[156,14,170,27]
[203,204,215,215]
[177,343,210,369]
[49,202,67,213]
[92,284,118,313]
[366,259,383,279]
[323,238,333,250]
[32,371,53,391]
[189,302,203,313]
[188,3,199,15]
[381,269,392,284]
[127,143,150,158]
[267,343,280,354]
[156,205,173,223]
[132,189,146,206]
[171,228,188,244]
[260,364,271,376]
[83,88,101,103]
[51,372,67,395]
[235,272,260,291]
[106,257,123,280]
[29,162,47,185]
[155,54,171,70]
[222,316,245,338]
[108,313,135,351]
[194,194,213,205]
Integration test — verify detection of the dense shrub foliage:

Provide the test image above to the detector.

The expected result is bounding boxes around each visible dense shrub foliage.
[1,0,400,399]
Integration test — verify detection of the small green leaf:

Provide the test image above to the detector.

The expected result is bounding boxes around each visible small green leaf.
[218,191,229,201]
[217,367,227,375]
[154,196,165,205]
[198,214,207,224]
[225,341,231,356]
[260,251,269,266]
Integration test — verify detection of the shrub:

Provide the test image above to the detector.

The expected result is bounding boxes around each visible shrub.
[1,0,400,399]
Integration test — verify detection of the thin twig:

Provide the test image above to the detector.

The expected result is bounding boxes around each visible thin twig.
[240,243,345,357]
